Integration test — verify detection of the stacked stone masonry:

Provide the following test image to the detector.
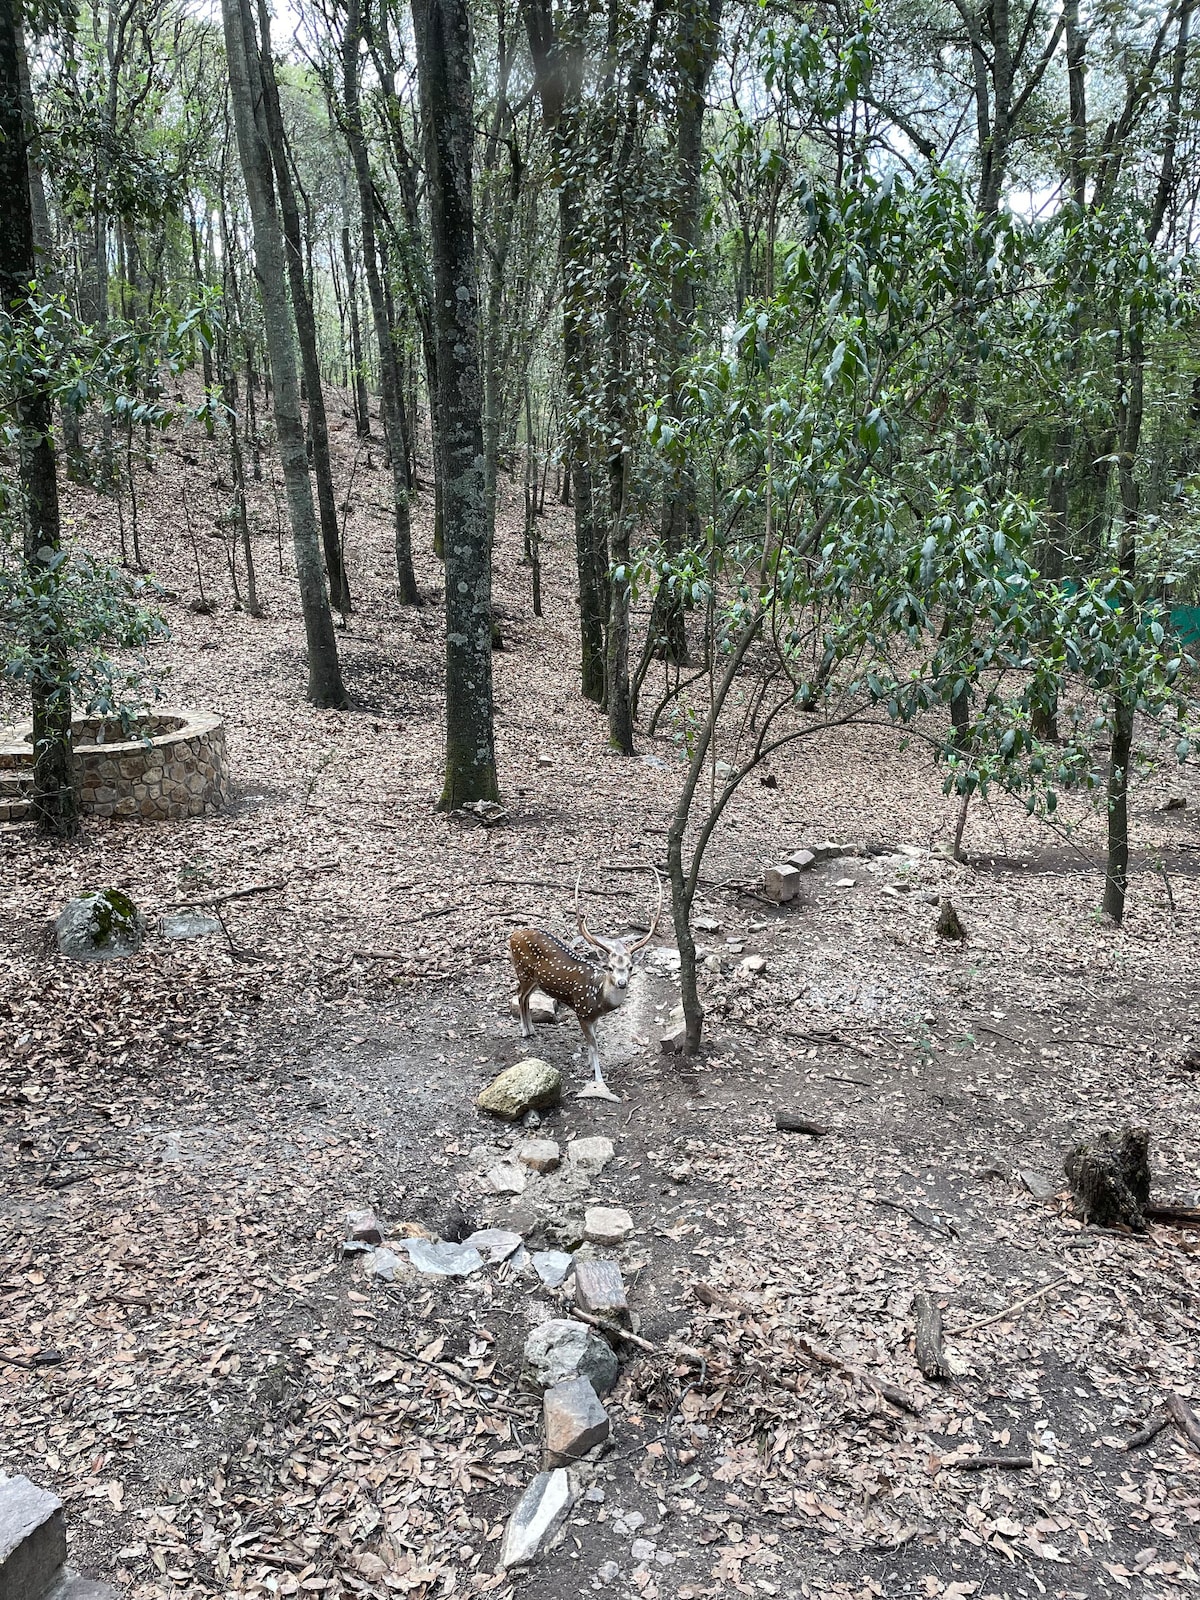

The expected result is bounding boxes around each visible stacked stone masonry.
[0,711,230,822]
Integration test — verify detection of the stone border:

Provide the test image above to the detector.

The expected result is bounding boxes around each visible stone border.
[0,709,231,822]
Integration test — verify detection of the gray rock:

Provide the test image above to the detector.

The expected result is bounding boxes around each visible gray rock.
[159,909,221,941]
[463,1228,524,1264]
[739,954,767,975]
[509,992,558,1024]
[660,1026,688,1054]
[0,1475,67,1600]
[365,1248,406,1282]
[498,1469,577,1570]
[522,1110,542,1129]
[346,1208,383,1245]
[693,915,721,932]
[786,849,816,871]
[566,1136,614,1176]
[596,1559,621,1584]
[477,1058,562,1121]
[399,1238,485,1277]
[1019,1169,1058,1202]
[523,1319,619,1396]
[764,864,800,903]
[573,1258,630,1326]
[485,1161,527,1195]
[543,1377,610,1465]
[530,1250,574,1289]
[798,841,850,863]
[518,1139,561,1173]
[54,890,146,962]
[630,1538,657,1561]
[584,1206,634,1246]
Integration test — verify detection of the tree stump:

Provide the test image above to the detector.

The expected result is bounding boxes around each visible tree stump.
[913,1290,952,1382]
[936,898,966,941]
[1064,1128,1150,1232]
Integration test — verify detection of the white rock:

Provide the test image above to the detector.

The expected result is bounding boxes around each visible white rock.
[485,1162,528,1195]
[463,1228,524,1264]
[499,1469,578,1569]
[567,1136,615,1175]
[834,877,856,889]
[509,991,558,1024]
[739,954,767,975]
[518,1139,561,1173]
[399,1239,485,1277]
[584,1206,634,1246]
[693,916,721,933]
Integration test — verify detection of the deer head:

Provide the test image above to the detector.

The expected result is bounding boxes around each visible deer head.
[574,866,662,997]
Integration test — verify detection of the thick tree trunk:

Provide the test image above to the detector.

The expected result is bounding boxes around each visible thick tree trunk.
[221,0,347,707]
[0,0,78,837]
[255,0,351,616]
[341,0,420,603]
[411,0,500,809]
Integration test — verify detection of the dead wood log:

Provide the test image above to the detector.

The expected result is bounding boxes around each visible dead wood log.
[913,1291,952,1382]
[1145,1203,1200,1230]
[950,1453,1033,1471]
[796,1335,921,1416]
[1123,1412,1170,1450]
[936,898,966,940]
[1166,1392,1200,1454]
[1064,1127,1150,1231]
[775,1111,830,1136]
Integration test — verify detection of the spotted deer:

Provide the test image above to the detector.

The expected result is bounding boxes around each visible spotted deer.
[509,869,662,1100]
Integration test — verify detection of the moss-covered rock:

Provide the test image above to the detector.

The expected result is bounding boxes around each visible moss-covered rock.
[54,889,147,962]
[477,1058,562,1121]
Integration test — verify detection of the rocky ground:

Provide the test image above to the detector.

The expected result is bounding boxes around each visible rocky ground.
[2,399,1199,1600]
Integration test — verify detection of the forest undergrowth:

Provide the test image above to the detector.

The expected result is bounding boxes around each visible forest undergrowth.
[2,397,1199,1600]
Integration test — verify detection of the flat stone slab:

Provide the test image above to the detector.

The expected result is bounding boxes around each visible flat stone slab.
[584,1206,634,1246]
[0,1475,67,1600]
[477,1059,562,1122]
[159,909,221,941]
[573,1258,630,1326]
[543,1377,610,1466]
[530,1250,574,1289]
[518,1139,561,1173]
[498,1469,577,1570]
[524,1319,619,1396]
[567,1137,614,1175]
[463,1228,524,1264]
[485,1161,527,1195]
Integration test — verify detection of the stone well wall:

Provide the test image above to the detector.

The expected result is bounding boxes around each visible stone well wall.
[0,709,230,821]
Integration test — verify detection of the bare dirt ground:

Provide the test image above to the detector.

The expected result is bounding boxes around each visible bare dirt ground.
[2,398,1199,1600]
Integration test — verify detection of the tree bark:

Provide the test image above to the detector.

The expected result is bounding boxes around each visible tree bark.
[411,0,500,809]
[220,0,347,707]
[341,0,421,603]
[341,219,371,436]
[0,0,78,836]
[255,0,351,616]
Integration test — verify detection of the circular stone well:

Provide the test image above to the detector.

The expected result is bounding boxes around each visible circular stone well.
[0,709,231,821]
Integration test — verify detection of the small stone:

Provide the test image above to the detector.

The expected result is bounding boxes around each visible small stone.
[834,877,856,889]
[463,1228,524,1264]
[660,1026,688,1054]
[400,1239,485,1277]
[522,1109,542,1129]
[786,849,816,871]
[630,1538,658,1562]
[669,1163,691,1183]
[509,991,558,1024]
[477,1059,562,1121]
[159,909,221,941]
[584,1206,634,1246]
[523,1319,619,1395]
[739,954,767,975]
[567,1136,615,1175]
[597,1559,621,1584]
[498,1469,577,1570]
[764,864,800,903]
[1020,1169,1058,1202]
[537,753,555,768]
[573,1258,629,1326]
[346,1208,383,1245]
[543,1377,610,1465]
[530,1250,574,1288]
[584,1487,606,1504]
[365,1248,405,1282]
[799,840,849,862]
[485,1161,528,1195]
[693,916,721,932]
[518,1139,561,1172]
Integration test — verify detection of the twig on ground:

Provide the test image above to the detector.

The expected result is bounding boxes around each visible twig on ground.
[168,881,287,909]
[795,1335,921,1416]
[775,1111,830,1136]
[946,1276,1070,1337]
[871,1195,958,1239]
[1166,1392,1200,1453]
[572,1308,656,1353]
[949,1453,1033,1471]
[1122,1412,1170,1450]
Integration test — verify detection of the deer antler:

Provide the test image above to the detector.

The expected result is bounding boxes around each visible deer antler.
[575,867,610,953]
[629,865,663,952]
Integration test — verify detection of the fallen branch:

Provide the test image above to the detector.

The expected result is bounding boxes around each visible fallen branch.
[796,1335,921,1416]
[946,1276,1069,1337]
[1146,1203,1200,1230]
[169,881,287,909]
[950,1453,1033,1471]
[775,1111,830,1136]
[573,1309,656,1353]
[1166,1392,1200,1454]
[871,1196,958,1239]
[913,1290,952,1382]
[1123,1412,1170,1451]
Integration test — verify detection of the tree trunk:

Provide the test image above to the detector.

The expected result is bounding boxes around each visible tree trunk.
[0,0,78,837]
[220,0,347,707]
[341,219,371,436]
[255,0,351,616]
[411,0,500,810]
[341,0,420,603]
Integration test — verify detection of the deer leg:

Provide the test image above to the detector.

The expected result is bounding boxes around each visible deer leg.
[516,981,535,1039]
[576,1018,621,1102]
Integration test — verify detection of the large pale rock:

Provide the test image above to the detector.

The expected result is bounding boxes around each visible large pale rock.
[584,1206,634,1246]
[764,864,800,903]
[498,1469,577,1569]
[54,890,146,962]
[518,1139,561,1173]
[485,1162,527,1195]
[477,1059,562,1121]
[573,1258,630,1326]
[463,1228,524,1264]
[399,1239,484,1277]
[523,1319,619,1396]
[543,1377,610,1466]
[0,1475,66,1600]
[567,1137,615,1176]
[509,992,558,1024]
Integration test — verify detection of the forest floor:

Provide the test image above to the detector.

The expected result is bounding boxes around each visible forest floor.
[2,396,1199,1600]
